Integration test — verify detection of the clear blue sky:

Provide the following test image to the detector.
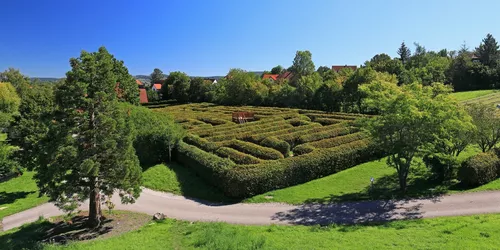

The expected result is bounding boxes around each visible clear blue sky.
[1,0,499,77]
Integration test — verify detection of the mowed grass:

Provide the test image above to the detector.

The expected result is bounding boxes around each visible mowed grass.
[246,146,482,204]
[451,89,498,102]
[0,133,6,142]
[0,172,48,220]
[142,163,232,203]
[4,214,500,249]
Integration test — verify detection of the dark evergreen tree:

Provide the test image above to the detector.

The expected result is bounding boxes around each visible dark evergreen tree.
[397,42,411,65]
[475,33,499,67]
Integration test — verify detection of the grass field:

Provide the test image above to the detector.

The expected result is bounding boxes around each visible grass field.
[459,90,500,106]
[0,172,49,220]
[142,163,231,203]
[0,133,6,142]
[451,89,498,102]
[3,212,500,249]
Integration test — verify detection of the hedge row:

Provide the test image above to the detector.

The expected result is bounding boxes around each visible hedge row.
[190,116,287,136]
[309,132,367,148]
[292,144,315,156]
[459,151,500,187]
[260,136,291,156]
[208,123,294,142]
[251,123,323,143]
[304,113,360,121]
[228,140,284,160]
[216,147,262,165]
[313,118,346,125]
[183,134,220,152]
[197,117,230,126]
[223,138,380,197]
[297,126,357,144]
[204,119,291,138]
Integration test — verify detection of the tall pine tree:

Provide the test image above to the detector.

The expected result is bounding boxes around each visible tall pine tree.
[475,33,499,67]
[35,47,142,227]
[397,42,411,65]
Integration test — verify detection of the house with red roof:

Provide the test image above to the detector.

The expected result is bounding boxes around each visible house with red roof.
[262,74,279,81]
[152,83,162,92]
[332,65,358,72]
[277,71,293,81]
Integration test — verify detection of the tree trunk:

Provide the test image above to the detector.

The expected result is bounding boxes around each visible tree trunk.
[88,177,102,228]
[168,145,172,162]
[398,171,407,193]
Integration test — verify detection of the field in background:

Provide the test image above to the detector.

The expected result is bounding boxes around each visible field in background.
[451,89,498,102]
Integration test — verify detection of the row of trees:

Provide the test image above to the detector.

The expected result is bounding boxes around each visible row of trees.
[0,47,184,228]
[148,34,499,114]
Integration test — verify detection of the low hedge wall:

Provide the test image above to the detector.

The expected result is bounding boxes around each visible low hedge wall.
[313,118,346,125]
[176,137,381,198]
[216,147,262,165]
[308,132,367,149]
[292,144,315,156]
[297,126,355,144]
[228,140,284,160]
[260,136,291,156]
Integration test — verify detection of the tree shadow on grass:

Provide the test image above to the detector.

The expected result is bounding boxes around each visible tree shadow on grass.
[0,191,35,205]
[0,215,114,250]
[305,167,450,204]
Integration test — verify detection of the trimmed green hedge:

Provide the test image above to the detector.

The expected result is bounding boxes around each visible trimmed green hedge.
[314,118,346,125]
[216,147,261,165]
[459,152,500,187]
[228,140,284,160]
[208,123,293,142]
[198,117,229,126]
[260,136,290,156]
[309,132,367,148]
[293,144,315,156]
[298,126,355,144]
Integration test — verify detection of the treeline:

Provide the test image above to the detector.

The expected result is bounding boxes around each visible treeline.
[150,33,499,113]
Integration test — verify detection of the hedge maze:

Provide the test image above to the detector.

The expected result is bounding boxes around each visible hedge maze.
[155,103,381,198]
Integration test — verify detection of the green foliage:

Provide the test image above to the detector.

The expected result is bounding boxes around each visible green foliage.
[364,83,472,191]
[32,47,143,227]
[0,82,21,128]
[221,69,268,105]
[0,142,19,177]
[475,33,499,67]
[146,89,160,102]
[423,154,461,182]
[290,50,315,81]
[150,68,164,84]
[216,147,261,165]
[459,152,500,187]
[113,58,140,105]
[466,103,500,152]
[188,77,210,102]
[270,65,284,75]
[260,136,290,156]
[0,68,30,94]
[165,72,191,102]
[228,140,284,160]
[397,42,411,65]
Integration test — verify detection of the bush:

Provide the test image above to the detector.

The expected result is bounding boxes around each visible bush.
[216,147,261,165]
[228,140,284,160]
[459,152,500,187]
[297,126,354,144]
[423,154,460,182]
[292,144,315,156]
[260,137,290,156]
[308,132,367,148]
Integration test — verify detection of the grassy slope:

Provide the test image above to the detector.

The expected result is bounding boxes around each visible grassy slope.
[450,89,497,102]
[246,146,481,204]
[0,133,6,142]
[2,214,498,249]
[142,163,231,203]
[0,172,48,220]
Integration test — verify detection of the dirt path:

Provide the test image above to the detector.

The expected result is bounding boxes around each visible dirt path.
[3,188,500,231]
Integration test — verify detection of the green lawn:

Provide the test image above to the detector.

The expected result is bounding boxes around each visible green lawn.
[142,163,232,203]
[0,133,6,142]
[450,89,498,102]
[3,213,500,249]
[0,172,49,220]
[246,146,482,204]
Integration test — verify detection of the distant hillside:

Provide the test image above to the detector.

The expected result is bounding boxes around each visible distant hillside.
[30,77,61,82]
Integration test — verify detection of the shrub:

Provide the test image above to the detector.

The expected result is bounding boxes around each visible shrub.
[459,152,500,187]
[260,137,290,156]
[293,144,315,156]
[312,118,345,125]
[229,140,284,160]
[423,154,460,182]
[198,117,229,126]
[216,147,261,165]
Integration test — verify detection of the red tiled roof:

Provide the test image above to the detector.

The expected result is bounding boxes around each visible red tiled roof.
[136,79,143,85]
[262,74,279,81]
[139,89,148,103]
[277,71,293,80]
[332,65,358,72]
[153,84,162,90]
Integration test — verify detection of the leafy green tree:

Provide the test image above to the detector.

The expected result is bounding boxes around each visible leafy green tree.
[366,54,404,76]
[271,65,284,75]
[188,77,210,102]
[165,123,186,162]
[0,142,19,177]
[290,50,315,82]
[313,80,343,112]
[165,72,190,102]
[150,68,164,84]
[0,82,21,128]
[363,83,466,191]
[0,68,30,94]
[146,89,160,102]
[10,84,55,170]
[397,42,411,65]
[317,66,337,81]
[466,103,500,152]
[475,33,499,67]
[222,69,268,105]
[295,72,323,109]
[35,47,142,227]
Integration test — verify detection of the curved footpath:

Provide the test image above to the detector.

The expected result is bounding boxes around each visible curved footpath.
[3,188,500,231]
